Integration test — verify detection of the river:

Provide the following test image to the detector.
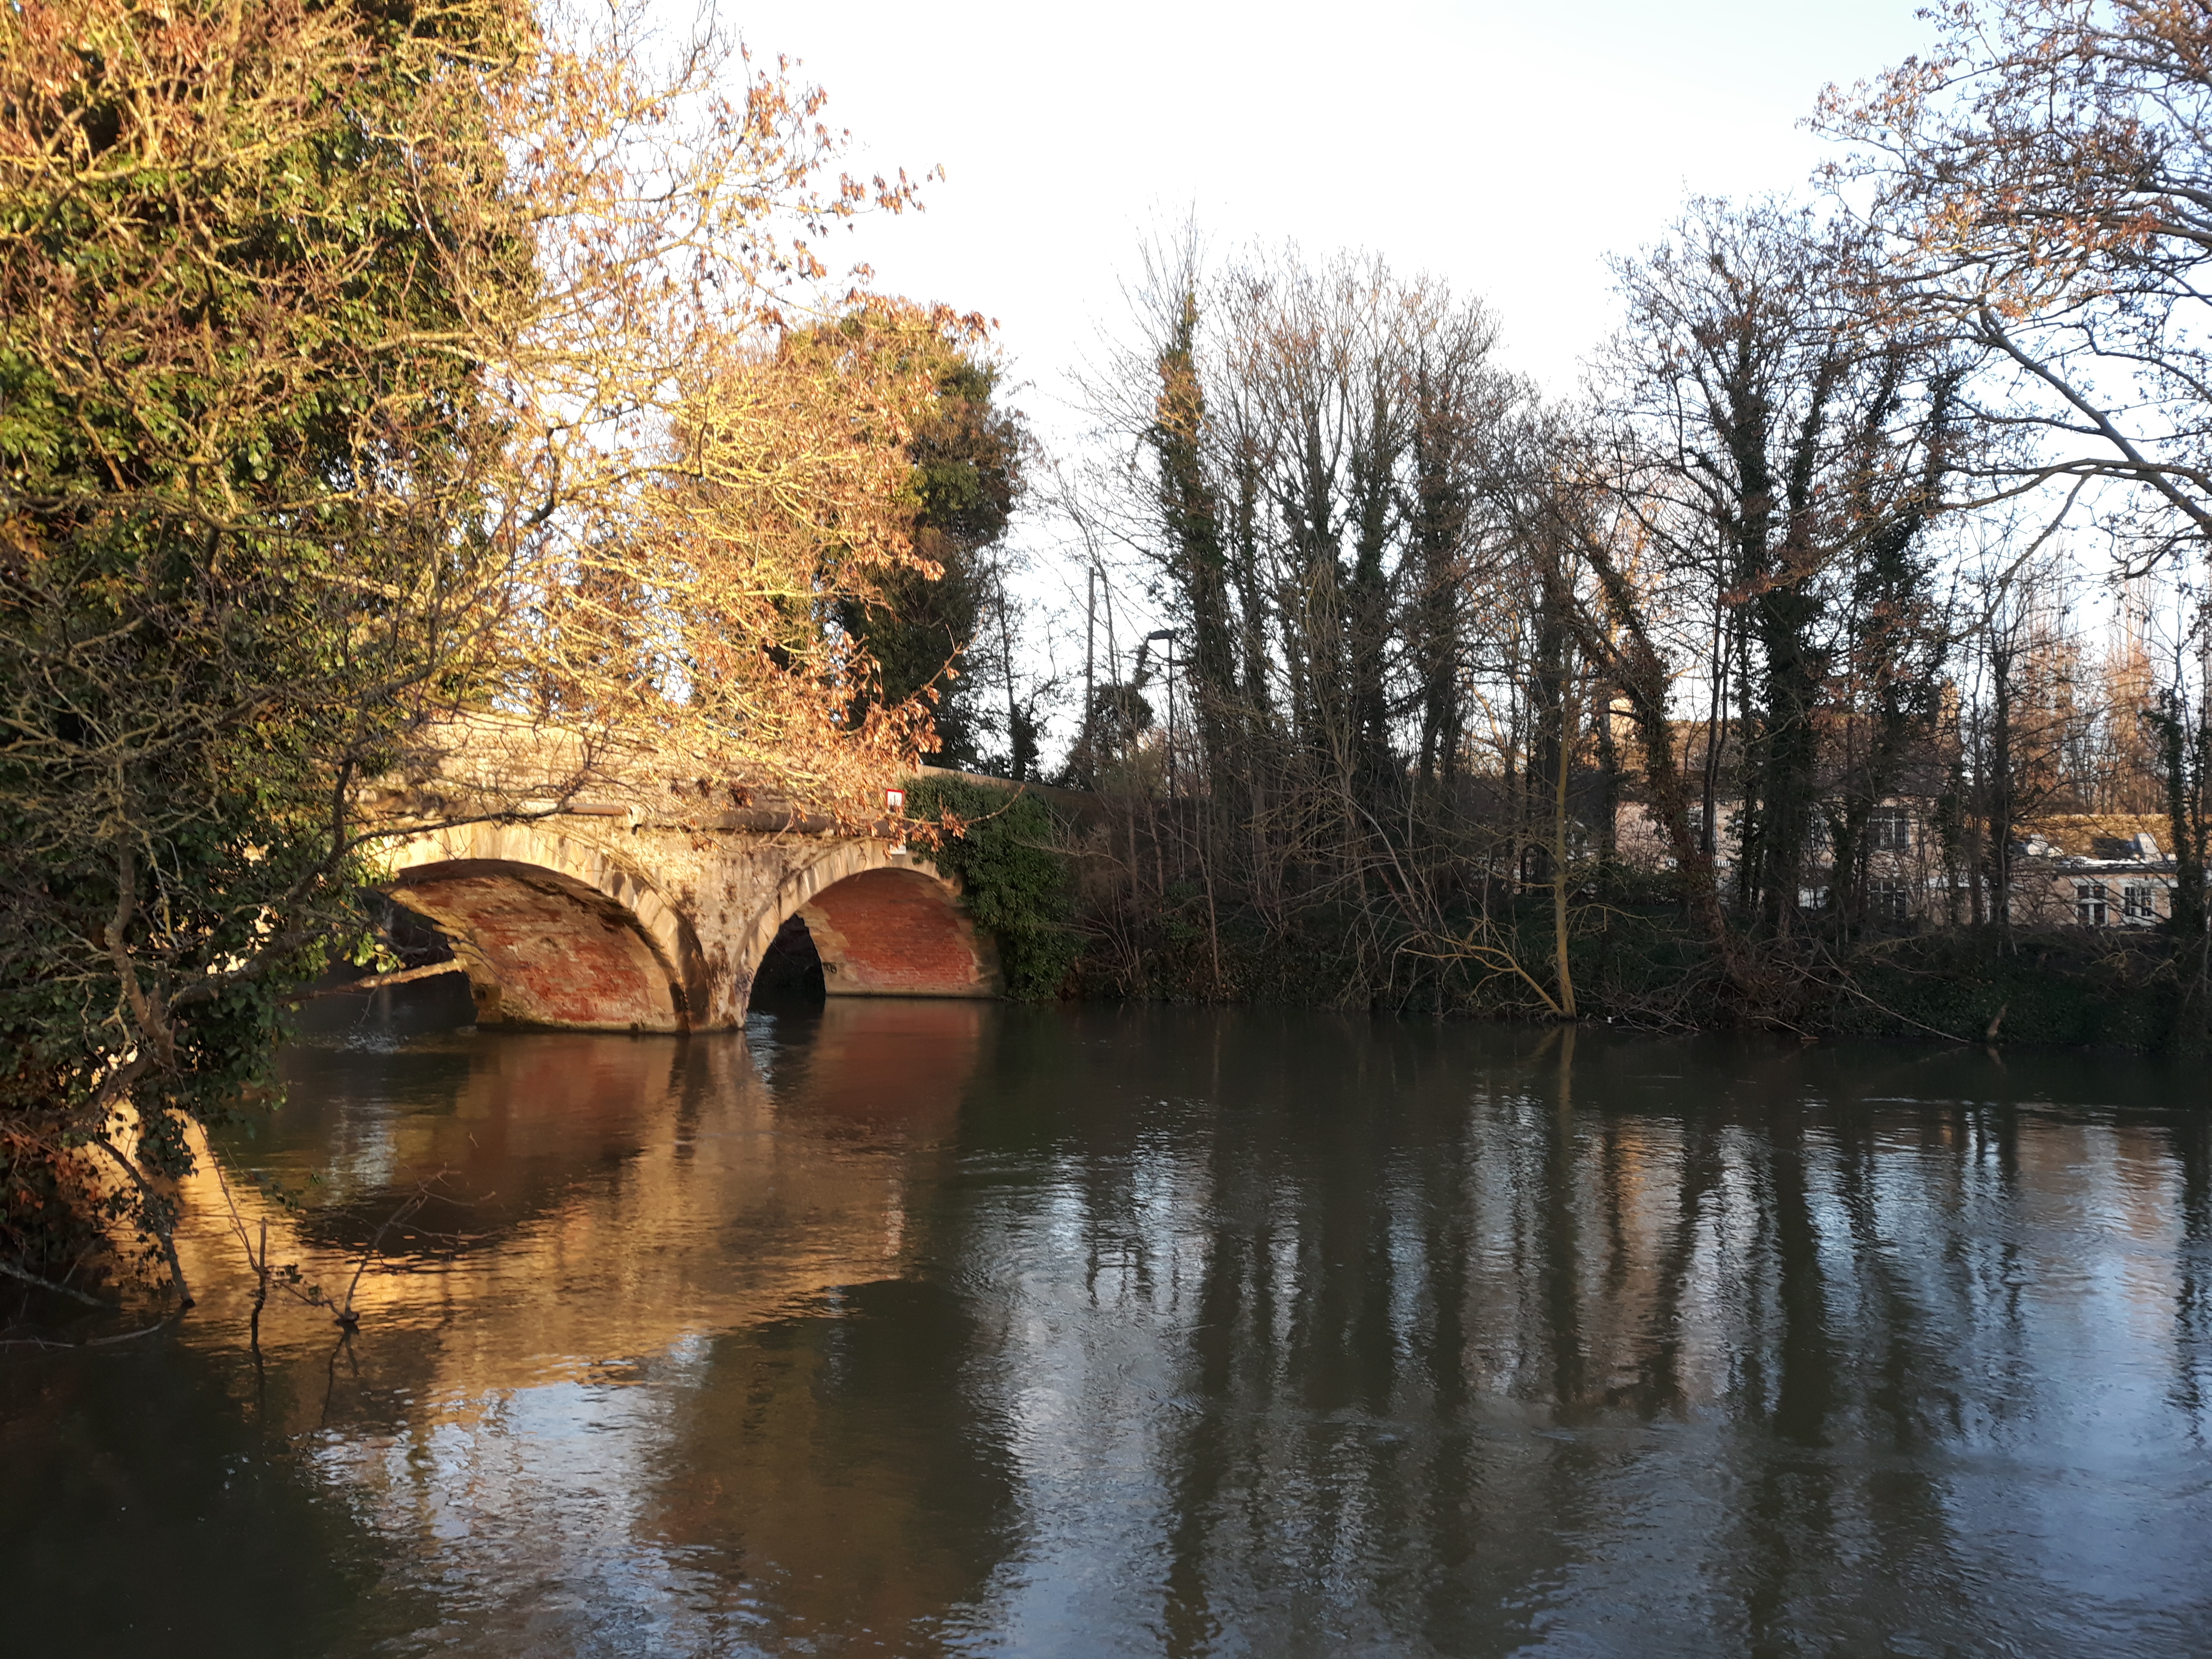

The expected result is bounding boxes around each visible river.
[3,997,2208,1656]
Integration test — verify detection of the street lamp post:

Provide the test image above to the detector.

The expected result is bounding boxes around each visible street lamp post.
[1144,628,1177,799]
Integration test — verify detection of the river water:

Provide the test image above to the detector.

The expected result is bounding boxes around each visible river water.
[3,999,2209,1657]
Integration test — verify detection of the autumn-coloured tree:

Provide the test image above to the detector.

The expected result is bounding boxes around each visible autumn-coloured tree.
[510,300,965,799]
[1821,1,2212,931]
[0,0,947,1301]
[1820,0,2212,572]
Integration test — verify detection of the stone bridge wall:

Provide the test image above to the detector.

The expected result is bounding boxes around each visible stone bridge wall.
[378,813,997,1035]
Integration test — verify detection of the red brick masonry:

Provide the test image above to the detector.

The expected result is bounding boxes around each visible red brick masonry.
[801,868,993,997]
[392,866,675,1028]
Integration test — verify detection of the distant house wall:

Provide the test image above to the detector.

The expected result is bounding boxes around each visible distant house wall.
[1612,798,1752,873]
[2009,864,2177,929]
[1609,797,2198,929]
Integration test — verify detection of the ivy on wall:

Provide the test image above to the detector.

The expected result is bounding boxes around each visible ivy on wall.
[903,777,1080,999]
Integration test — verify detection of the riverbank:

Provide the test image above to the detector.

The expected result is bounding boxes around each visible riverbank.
[911,779,2211,1053]
[1067,894,2212,1052]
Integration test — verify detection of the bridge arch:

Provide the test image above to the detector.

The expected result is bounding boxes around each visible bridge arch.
[747,845,999,1005]
[380,821,709,1032]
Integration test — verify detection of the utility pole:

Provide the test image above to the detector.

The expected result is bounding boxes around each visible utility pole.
[996,562,1020,779]
[1167,636,1177,799]
[1144,627,1178,799]
[1083,566,1096,779]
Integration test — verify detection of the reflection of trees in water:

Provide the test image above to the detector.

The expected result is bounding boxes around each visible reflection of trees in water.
[121,1008,2212,1655]
[647,1281,1017,1649]
[2180,1114,2212,1419]
[0,1338,430,1655]
[953,1014,2212,1654]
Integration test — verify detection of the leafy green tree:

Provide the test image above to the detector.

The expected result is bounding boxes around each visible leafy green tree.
[0,0,537,1301]
[839,346,1028,772]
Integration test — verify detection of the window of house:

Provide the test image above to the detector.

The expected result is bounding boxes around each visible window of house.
[1870,806,1911,851]
[1871,879,1911,921]
[2124,884,2157,922]
[2076,881,2109,926]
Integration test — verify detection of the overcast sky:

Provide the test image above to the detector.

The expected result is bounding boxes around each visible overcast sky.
[761,0,1935,420]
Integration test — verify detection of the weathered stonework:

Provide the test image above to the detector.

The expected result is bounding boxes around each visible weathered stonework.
[797,867,1000,998]
[378,817,997,1033]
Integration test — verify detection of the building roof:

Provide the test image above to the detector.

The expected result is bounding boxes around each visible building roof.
[2023,813,2166,861]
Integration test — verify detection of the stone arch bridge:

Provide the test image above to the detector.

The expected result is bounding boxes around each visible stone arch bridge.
[365,738,1000,1032]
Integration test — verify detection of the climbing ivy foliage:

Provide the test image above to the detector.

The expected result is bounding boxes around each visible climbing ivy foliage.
[829,328,1028,773]
[903,777,1079,1000]
[0,0,539,1298]
[0,0,967,1304]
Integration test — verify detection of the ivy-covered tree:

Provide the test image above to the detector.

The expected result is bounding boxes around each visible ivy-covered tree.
[0,0,943,1303]
[0,0,542,1300]
[903,775,1078,998]
[836,339,1029,773]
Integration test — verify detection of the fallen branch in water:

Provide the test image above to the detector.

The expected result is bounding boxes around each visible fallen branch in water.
[288,961,469,1003]
[333,1170,484,1331]
[0,1258,115,1309]
[210,1157,328,1352]
[334,1185,434,1329]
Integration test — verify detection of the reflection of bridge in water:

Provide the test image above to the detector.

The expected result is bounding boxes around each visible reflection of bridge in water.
[184,999,988,1346]
[365,723,1002,1033]
[169,998,1007,1649]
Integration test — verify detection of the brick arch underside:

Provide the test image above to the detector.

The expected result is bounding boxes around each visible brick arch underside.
[756,853,998,1004]
[383,847,703,1033]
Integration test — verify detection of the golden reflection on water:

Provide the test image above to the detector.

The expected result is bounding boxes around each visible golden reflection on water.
[4,1006,2206,1657]
[180,999,982,1378]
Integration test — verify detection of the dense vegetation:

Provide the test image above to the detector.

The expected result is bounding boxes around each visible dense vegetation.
[0,0,540,1300]
[902,776,1079,1000]
[7,0,2212,1305]
[0,0,987,1302]
[836,341,1034,775]
[993,1,2210,1044]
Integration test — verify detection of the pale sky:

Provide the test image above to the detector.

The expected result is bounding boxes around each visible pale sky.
[719,0,1949,724]
[763,0,1937,419]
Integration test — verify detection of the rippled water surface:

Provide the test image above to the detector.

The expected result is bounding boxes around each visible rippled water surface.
[4,1000,2210,1656]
